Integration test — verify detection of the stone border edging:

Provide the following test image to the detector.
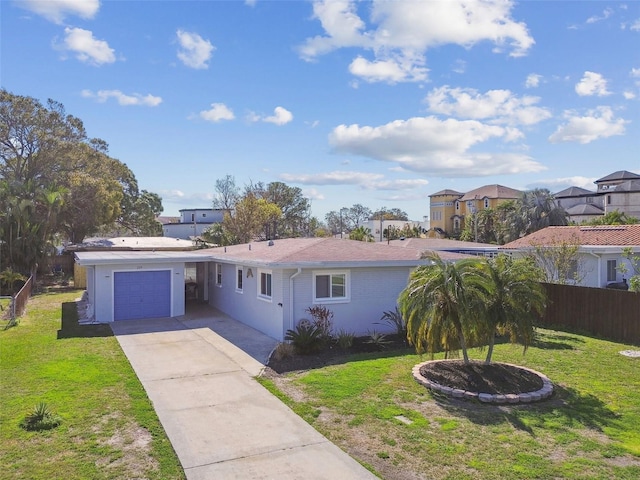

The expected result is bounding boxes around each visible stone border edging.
[412,360,553,404]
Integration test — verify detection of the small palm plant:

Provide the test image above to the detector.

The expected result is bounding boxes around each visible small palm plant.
[19,402,62,431]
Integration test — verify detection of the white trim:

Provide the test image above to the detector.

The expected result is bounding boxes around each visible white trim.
[235,265,244,293]
[215,263,223,287]
[258,268,272,302]
[312,270,350,304]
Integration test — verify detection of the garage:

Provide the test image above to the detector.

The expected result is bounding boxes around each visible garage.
[114,270,172,321]
[74,250,211,323]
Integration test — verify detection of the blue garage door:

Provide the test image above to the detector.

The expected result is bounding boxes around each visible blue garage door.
[114,270,171,321]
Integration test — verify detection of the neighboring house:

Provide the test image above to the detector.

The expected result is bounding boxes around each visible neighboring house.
[554,186,604,224]
[357,219,430,242]
[75,238,470,341]
[162,208,226,239]
[499,225,640,289]
[428,189,464,235]
[553,171,640,223]
[429,185,521,237]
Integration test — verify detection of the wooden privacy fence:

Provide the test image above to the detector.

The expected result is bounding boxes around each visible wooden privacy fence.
[539,283,640,345]
[5,275,34,321]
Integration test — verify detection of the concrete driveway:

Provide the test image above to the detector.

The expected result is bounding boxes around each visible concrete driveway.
[110,305,377,479]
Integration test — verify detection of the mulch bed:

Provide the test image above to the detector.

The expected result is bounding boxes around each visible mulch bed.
[420,360,543,395]
[267,334,411,374]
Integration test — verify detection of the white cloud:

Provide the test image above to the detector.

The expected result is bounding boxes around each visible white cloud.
[199,103,235,122]
[280,171,428,190]
[247,106,293,125]
[549,106,627,144]
[424,86,551,126]
[623,91,636,100]
[328,116,545,176]
[525,73,542,88]
[527,176,598,192]
[81,89,162,106]
[631,68,640,78]
[298,0,534,83]
[302,188,325,201]
[176,30,214,69]
[19,0,100,24]
[348,55,428,83]
[61,27,115,65]
[586,8,613,24]
[631,19,640,31]
[575,71,611,96]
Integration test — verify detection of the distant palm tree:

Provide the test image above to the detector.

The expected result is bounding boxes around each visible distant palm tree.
[398,251,486,363]
[348,225,375,242]
[519,188,568,235]
[477,255,547,363]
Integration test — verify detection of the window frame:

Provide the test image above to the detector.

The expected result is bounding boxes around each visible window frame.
[258,269,272,302]
[235,266,243,293]
[607,259,617,282]
[215,263,222,287]
[312,270,350,304]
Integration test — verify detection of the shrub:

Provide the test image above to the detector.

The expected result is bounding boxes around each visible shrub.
[272,342,295,361]
[377,307,407,341]
[19,402,62,431]
[285,322,324,355]
[366,330,391,350]
[335,329,355,350]
[305,305,334,340]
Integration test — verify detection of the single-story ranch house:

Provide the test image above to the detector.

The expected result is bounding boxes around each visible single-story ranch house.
[499,224,640,288]
[75,237,469,341]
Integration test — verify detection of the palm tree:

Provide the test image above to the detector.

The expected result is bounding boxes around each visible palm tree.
[348,226,374,242]
[477,255,547,363]
[519,188,568,235]
[398,251,486,363]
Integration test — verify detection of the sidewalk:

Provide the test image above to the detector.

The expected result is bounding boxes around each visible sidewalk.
[110,308,378,479]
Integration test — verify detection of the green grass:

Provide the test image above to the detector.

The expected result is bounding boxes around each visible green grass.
[0,290,185,479]
[261,329,640,480]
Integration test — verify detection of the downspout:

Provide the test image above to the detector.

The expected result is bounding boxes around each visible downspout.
[289,268,302,334]
[587,250,601,287]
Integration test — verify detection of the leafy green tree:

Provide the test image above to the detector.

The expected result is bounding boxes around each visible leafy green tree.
[371,207,409,221]
[1,90,163,270]
[201,223,236,246]
[262,181,311,238]
[582,211,639,226]
[618,247,640,292]
[223,193,281,244]
[399,252,486,363]
[526,235,585,285]
[0,268,26,295]
[477,255,546,363]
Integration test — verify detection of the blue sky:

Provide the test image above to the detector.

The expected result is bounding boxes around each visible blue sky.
[2,0,639,222]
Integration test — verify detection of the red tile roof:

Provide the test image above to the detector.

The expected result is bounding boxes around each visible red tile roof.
[500,225,640,249]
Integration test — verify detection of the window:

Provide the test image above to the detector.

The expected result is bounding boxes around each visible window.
[587,196,593,204]
[484,198,489,209]
[313,271,349,303]
[215,263,222,286]
[191,213,195,222]
[453,218,461,232]
[607,260,617,282]
[236,266,243,292]
[258,269,272,300]
[455,201,460,211]
[607,195,612,205]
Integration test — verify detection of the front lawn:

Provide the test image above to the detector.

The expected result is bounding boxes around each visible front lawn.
[0,290,185,479]
[262,329,640,479]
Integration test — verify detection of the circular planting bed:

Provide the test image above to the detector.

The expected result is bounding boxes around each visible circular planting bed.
[412,359,553,404]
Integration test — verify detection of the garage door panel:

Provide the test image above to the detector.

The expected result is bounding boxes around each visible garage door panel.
[114,271,171,321]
